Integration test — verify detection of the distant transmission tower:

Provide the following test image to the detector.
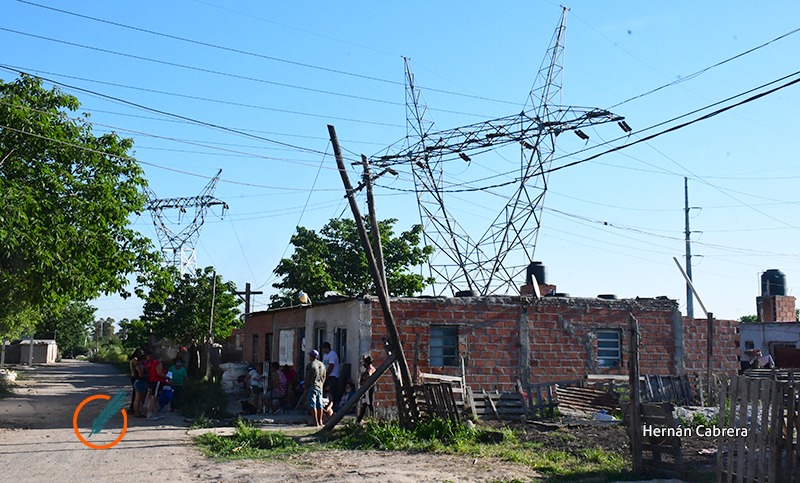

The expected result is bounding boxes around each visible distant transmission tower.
[373,7,631,296]
[144,169,228,274]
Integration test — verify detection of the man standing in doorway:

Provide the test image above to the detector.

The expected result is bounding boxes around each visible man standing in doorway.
[303,349,326,426]
[321,341,341,404]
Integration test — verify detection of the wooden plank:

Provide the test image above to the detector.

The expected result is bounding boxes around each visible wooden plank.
[716,375,727,483]
[483,390,500,420]
[771,378,783,482]
[536,385,544,419]
[745,378,760,482]
[784,384,796,480]
[793,384,800,483]
[645,375,655,402]
[735,376,749,483]
[725,376,739,483]
[757,378,771,482]
[419,372,463,383]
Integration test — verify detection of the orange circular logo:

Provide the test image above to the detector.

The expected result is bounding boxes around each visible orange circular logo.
[72,394,128,450]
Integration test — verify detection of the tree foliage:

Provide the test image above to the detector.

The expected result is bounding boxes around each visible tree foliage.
[142,267,241,345]
[270,218,434,307]
[117,318,152,350]
[0,74,162,339]
[37,301,94,357]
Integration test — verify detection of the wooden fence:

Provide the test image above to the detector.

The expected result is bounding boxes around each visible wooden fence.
[716,374,800,482]
[622,401,686,479]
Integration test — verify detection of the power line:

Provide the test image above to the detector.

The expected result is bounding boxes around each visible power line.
[1,64,404,128]
[0,65,327,154]
[81,105,386,146]
[607,25,800,109]
[22,0,517,107]
[0,97,349,171]
[0,27,403,107]
[0,27,494,119]
[0,122,342,192]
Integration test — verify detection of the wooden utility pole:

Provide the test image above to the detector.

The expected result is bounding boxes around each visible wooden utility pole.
[235,282,263,315]
[362,155,388,293]
[628,311,644,475]
[326,124,418,428]
[205,270,217,380]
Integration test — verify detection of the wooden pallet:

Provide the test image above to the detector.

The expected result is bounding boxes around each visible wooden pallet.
[555,385,619,418]
[471,390,527,420]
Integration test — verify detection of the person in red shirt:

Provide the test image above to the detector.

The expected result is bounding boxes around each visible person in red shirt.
[144,351,168,420]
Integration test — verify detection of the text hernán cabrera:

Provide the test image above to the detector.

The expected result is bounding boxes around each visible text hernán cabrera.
[642,425,748,438]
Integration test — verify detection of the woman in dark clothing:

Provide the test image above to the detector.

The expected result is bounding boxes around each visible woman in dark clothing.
[128,349,144,413]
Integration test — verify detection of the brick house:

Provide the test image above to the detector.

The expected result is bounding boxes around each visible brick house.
[740,294,800,368]
[241,293,739,406]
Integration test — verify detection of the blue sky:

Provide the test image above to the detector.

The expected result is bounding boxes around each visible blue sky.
[3,1,800,322]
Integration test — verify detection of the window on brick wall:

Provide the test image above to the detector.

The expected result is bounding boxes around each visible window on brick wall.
[430,326,458,367]
[597,330,621,368]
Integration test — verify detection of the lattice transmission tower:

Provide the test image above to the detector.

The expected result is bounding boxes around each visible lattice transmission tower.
[372,7,630,296]
[144,169,228,274]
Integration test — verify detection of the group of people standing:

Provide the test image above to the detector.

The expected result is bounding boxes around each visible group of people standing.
[244,361,298,413]
[302,343,376,426]
[128,349,188,420]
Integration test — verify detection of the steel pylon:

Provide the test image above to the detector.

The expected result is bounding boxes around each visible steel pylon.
[374,7,627,296]
[144,169,228,274]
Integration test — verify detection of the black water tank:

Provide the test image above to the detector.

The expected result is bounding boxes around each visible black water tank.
[455,289,479,297]
[526,261,546,285]
[761,269,786,296]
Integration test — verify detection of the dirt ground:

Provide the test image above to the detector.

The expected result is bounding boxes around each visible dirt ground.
[0,360,538,482]
[0,360,717,482]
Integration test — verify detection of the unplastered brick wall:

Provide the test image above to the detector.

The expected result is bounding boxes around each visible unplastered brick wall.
[527,297,680,383]
[682,317,739,377]
[757,295,797,323]
[368,296,522,407]
[366,295,690,407]
[243,306,305,363]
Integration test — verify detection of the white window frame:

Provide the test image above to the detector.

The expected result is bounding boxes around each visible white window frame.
[597,330,621,368]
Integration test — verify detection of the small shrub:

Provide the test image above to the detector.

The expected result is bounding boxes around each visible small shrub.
[0,376,13,398]
[89,343,129,364]
[181,378,231,420]
[195,420,299,459]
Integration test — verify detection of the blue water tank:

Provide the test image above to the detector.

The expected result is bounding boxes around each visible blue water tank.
[761,269,786,296]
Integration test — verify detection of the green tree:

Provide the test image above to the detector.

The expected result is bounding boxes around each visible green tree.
[739,314,758,323]
[270,218,434,308]
[117,318,152,350]
[143,267,241,346]
[37,301,94,357]
[0,74,162,339]
[143,267,241,377]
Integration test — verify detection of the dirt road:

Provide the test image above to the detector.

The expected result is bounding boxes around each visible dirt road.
[0,360,537,482]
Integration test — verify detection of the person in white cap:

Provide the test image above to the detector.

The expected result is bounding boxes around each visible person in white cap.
[302,349,327,426]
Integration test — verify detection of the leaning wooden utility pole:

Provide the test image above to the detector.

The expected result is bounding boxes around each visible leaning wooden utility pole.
[325,124,419,428]
[362,154,388,292]
[205,270,217,380]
